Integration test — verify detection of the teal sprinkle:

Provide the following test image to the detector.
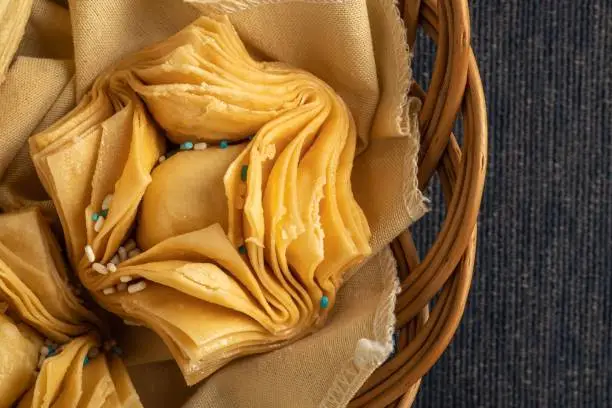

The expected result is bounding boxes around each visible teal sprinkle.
[220,140,229,149]
[238,245,247,255]
[241,165,248,181]
[100,209,109,218]
[180,141,194,150]
[320,295,329,309]
[167,150,178,158]
[92,213,99,222]
[83,356,90,366]
[47,349,56,357]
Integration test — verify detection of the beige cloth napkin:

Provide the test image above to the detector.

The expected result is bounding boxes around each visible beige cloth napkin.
[0,0,427,406]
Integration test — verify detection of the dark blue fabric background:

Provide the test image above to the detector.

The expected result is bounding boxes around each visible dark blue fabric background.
[410,1,611,406]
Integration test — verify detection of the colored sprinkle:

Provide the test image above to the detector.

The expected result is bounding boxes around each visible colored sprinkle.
[320,295,329,309]
[180,141,194,150]
[84,245,95,263]
[83,356,90,366]
[47,349,57,357]
[248,135,254,141]
[194,142,208,150]
[166,150,178,158]
[100,209,109,218]
[238,245,247,255]
[220,140,229,149]
[111,346,123,356]
[91,213,99,222]
[241,165,248,181]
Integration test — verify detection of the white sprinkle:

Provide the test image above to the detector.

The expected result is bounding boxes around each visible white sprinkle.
[127,281,147,294]
[107,263,117,273]
[92,263,108,275]
[119,275,133,283]
[124,239,136,252]
[101,194,113,211]
[84,245,95,263]
[110,255,120,265]
[94,216,105,232]
[127,248,141,259]
[194,142,208,150]
[123,319,141,326]
[102,287,116,295]
[118,246,127,262]
[88,347,100,358]
[116,283,128,292]
[158,155,166,164]
[40,346,49,357]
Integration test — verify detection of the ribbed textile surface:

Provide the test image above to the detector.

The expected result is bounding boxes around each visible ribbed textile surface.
[411,1,612,407]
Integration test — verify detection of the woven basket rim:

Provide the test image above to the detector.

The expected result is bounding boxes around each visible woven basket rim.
[349,0,488,406]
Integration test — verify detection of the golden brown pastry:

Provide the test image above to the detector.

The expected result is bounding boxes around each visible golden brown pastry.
[0,313,41,408]
[0,211,141,407]
[0,209,100,342]
[17,334,142,408]
[30,15,371,385]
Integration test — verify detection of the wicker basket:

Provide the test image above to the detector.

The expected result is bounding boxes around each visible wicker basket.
[349,0,487,406]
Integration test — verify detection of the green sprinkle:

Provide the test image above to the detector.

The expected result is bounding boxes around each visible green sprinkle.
[220,140,229,149]
[180,141,193,150]
[241,165,248,181]
[100,209,109,218]
[92,213,99,222]
[238,245,247,255]
[320,295,329,309]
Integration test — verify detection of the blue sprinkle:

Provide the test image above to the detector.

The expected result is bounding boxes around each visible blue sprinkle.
[320,295,329,309]
[241,165,248,181]
[180,141,194,150]
[92,213,99,222]
[47,348,56,357]
[100,209,109,218]
[220,140,229,149]
[238,245,247,255]
[83,356,90,366]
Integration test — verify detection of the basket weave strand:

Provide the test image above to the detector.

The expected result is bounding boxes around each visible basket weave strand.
[349,0,487,406]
